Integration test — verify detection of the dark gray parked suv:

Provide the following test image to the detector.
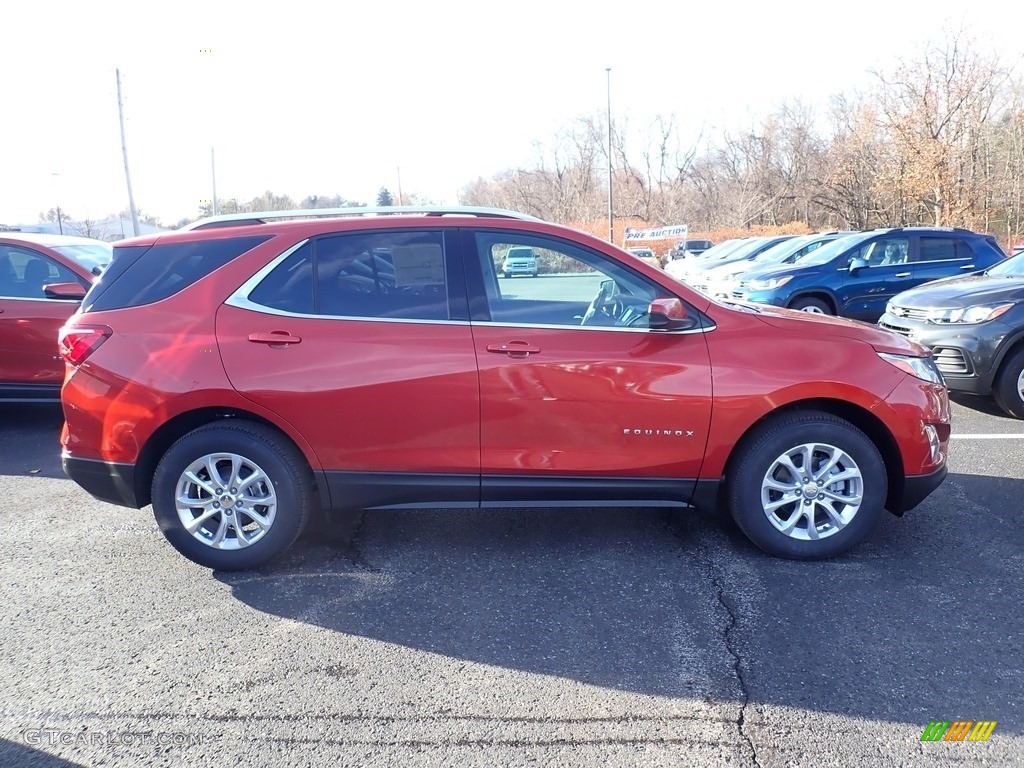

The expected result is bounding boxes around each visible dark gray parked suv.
[878,250,1024,418]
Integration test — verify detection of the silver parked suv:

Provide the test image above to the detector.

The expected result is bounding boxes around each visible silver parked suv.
[501,246,538,277]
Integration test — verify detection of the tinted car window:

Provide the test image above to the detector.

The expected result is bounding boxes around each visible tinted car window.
[83,236,270,312]
[918,237,973,262]
[0,246,85,298]
[248,242,315,314]
[315,231,450,321]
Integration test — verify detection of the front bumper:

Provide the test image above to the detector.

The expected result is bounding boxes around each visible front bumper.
[62,454,141,508]
[877,312,1012,396]
[503,263,537,275]
[897,463,949,513]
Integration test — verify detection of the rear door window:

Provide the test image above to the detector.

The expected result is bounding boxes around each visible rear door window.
[916,237,973,262]
[244,229,466,322]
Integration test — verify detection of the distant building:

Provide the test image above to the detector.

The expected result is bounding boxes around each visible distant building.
[4,217,168,241]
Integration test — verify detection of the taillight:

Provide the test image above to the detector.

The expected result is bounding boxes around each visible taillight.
[58,325,112,366]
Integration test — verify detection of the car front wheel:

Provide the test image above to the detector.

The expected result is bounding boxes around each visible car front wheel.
[993,347,1024,419]
[790,297,832,315]
[726,411,886,559]
[151,421,315,570]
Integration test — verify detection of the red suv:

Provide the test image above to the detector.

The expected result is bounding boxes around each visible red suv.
[59,208,950,569]
[1,232,109,402]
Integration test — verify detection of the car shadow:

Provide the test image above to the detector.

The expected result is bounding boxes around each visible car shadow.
[948,391,1017,420]
[215,471,1024,733]
[0,738,87,766]
[0,404,65,478]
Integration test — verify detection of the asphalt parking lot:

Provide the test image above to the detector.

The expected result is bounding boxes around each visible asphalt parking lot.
[0,396,1021,767]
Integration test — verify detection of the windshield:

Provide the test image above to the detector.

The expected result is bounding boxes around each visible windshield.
[987,251,1024,277]
[708,237,769,263]
[794,232,873,267]
[694,239,747,260]
[750,234,819,265]
[53,243,113,273]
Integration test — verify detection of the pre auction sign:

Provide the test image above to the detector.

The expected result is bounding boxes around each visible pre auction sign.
[623,225,688,241]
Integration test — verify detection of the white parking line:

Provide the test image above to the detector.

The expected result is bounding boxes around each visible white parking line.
[951,434,1024,439]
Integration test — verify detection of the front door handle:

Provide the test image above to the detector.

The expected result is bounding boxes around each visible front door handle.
[894,272,911,278]
[248,331,302,345]
[487,340,541,357]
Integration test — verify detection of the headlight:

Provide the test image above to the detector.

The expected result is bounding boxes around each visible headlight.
[877,352,944,385]
[747,275,792,290]
[926,303,1016,324]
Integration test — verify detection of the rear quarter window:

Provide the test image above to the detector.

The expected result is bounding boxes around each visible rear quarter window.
[82,236,270,312]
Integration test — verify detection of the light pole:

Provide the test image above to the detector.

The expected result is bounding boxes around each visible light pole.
[606,67,613,243]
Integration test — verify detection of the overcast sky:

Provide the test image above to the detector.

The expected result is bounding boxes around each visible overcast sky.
[1,0,1020,227]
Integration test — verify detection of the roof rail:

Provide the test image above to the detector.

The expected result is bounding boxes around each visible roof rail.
[178,205,543,231]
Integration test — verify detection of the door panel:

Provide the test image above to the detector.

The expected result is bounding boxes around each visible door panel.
[473,324,713,477]
[0,298,78,384]
[465,229,713,486]
[216,229,480,480]
[218,306,480,473]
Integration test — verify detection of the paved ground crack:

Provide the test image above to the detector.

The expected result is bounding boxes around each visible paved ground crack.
[665,513,762,767]
[712,573,761,768]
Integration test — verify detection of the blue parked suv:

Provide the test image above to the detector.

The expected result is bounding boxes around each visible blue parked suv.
[732,227,1006,321]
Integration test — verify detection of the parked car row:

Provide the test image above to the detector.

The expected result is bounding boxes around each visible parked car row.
[664,226,1023,418]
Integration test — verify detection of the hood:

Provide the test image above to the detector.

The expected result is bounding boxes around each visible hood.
[891,274,1024,308]
[750,303,926,356]
[739,260,816,283]
[702,260,749,279]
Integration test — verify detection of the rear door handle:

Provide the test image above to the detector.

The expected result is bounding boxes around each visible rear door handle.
[248,331,302,345]
[486,340,541,357]
[894,272,911,278]
[959,264,976,270]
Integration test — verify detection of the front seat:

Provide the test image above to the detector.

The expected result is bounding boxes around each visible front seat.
[22,258,52,297]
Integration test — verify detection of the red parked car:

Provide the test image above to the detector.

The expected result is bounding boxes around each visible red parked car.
[59,207,950,569]
[1,232,109,402]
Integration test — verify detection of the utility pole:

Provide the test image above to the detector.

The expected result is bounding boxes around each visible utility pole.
[606,67,614,243]
[396,166,403,206]
[116,69,140,236]
[211,147,218,216]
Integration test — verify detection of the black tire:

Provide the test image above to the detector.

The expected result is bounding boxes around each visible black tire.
[151,420,315,570]
[726,411,886,560]
[993,347,1024,419]
[790,296,832,315]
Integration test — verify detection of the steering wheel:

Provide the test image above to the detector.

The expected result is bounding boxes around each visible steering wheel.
[580,280,623,326]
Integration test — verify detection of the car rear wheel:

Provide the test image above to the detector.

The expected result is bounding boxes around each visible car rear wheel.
[151,421,315,570]
[790,297,832,315]
[993,347,1024,420]
[726,411,886,559]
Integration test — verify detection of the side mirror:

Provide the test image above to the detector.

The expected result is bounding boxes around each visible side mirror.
[848,257,868,274]
[43,282,87,300]
[648,297,695,331]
